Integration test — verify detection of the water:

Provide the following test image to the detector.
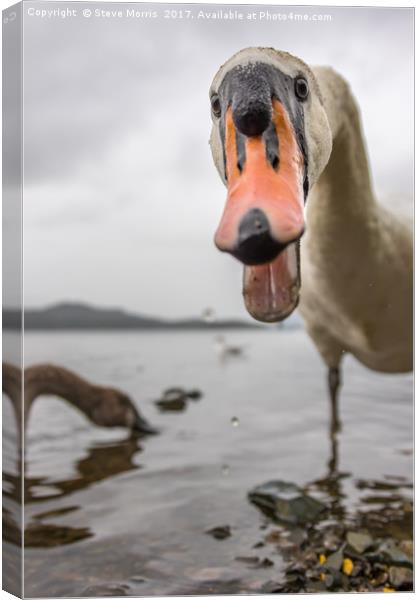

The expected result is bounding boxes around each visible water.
[3,329,413,597]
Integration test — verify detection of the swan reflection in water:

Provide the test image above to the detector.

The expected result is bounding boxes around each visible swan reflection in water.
[4,435,144,547]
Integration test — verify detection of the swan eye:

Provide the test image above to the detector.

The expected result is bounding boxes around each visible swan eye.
[211,94,222,118]
[295,77,309,101]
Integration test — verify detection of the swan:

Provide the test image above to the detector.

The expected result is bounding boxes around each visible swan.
[2,362,156,435]
[214,335,244,359]
[209,48,412,429]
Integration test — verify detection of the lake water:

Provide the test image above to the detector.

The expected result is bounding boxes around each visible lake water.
[3,329,413,596]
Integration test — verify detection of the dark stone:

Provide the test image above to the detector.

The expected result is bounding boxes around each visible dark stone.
[155,387,202,411]
[155,397,187,412]
[186,389,202,400]
[259,558,275,568]
[205,525,232,540]
[248,480,327,525]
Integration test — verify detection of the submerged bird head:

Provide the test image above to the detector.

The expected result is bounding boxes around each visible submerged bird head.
[209,48,332,322]
[91,388,157,435]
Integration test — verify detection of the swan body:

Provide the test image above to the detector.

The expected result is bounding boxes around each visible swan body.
[300,66,413,374]
[209,48,412,397]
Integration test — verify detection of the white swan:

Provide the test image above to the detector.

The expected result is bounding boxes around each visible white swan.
[209,48,412,427]
[214,335,244,360]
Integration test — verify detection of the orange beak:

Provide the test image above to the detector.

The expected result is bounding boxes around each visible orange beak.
[214,99,305,253]
[214,99,305,322]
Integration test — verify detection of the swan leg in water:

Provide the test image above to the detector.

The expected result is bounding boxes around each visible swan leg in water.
[328,366,342,436]
[327,366,341,476]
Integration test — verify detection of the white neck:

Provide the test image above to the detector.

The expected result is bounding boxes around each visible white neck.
[305,67,377,263]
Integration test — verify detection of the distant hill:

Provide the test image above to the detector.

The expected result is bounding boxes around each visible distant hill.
[2,302,262,331]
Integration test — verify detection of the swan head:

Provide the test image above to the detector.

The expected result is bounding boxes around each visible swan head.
[209,48,332,322]
[91,388,157,435]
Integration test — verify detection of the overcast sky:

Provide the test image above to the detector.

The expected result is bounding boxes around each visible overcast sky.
[16,2,414,319]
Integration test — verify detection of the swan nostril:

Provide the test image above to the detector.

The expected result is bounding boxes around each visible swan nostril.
[235,111,270,137]
[271,155,279,170]
[233,99,272,138]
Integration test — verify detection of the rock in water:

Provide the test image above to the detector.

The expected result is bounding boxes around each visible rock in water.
[186,389,202,400]
[154,387,203,411]
[324,547,343,571]
[346,531,373,554]
[378,539,413,567]
[205,525,232,540]
[388,566,413,590]
[155,396,187,411]
[248,480,327,525]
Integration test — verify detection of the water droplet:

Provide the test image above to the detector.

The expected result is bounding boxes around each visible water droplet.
[221,464,230,476]
[231,417,239,427]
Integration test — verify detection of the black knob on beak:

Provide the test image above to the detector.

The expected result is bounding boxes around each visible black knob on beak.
[233,208,286,265]
[233,98,272,137]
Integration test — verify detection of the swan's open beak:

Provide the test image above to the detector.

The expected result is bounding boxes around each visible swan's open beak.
[214,100,305,322]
